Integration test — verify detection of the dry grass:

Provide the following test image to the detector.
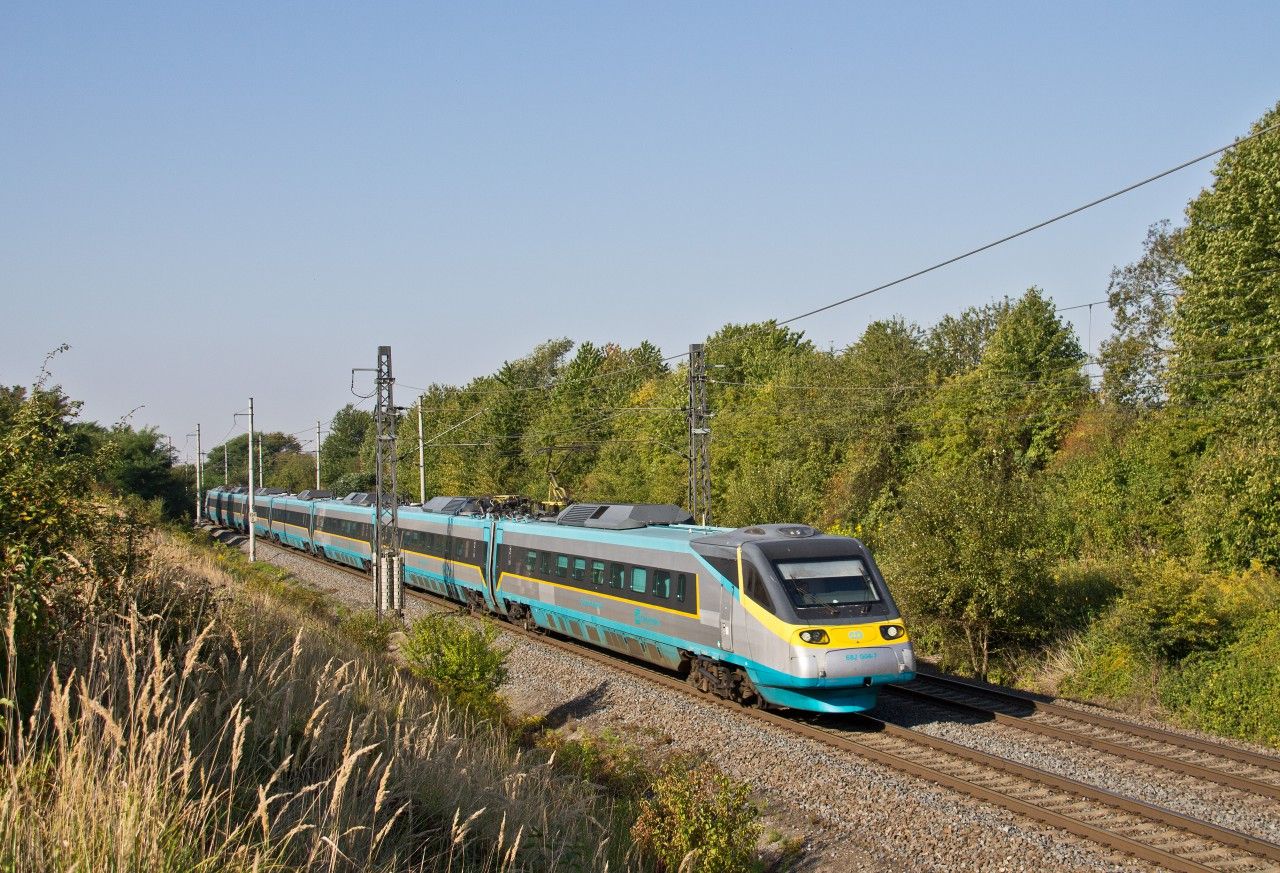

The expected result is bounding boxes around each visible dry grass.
[1,532,638,872]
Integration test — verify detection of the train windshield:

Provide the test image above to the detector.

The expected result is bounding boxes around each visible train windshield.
[772,557,880,608]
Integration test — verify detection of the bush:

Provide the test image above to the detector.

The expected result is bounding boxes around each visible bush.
[1108,559,1227,662]
[631,758,761,873]
[402,613,509,720]
[339,608,399,654]
[539,728,649,798]
[1163,612,1280,746]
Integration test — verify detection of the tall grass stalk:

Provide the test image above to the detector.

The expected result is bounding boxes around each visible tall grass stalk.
[0,533,637,871]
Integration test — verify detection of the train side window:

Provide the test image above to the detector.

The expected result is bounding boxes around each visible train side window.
[572,557,586,582]
[555,555,569,578]
[676,573,688,603]
[630,567,647,594]
[652,569,671,599]
[591,560,605,585]
[539,552,550,575]
[525,550,538,575]
[455,538,467,559]
[609,563,625,589]
[742,563,776,614]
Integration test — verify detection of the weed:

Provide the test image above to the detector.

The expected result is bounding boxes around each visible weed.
[402,612,510,721]
[631,756,761,873]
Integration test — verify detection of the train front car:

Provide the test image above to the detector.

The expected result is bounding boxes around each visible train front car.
[693,524,915,713]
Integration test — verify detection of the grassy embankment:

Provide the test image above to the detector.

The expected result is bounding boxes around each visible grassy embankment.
[3,525,643,871]
[2,515,775,872]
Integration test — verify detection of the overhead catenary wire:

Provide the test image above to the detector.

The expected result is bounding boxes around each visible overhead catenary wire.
[409,123,1278,449]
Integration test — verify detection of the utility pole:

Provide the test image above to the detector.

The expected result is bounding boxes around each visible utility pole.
[315,420,322,490]
[366,346,402,618]
[687,343,711,525]
[223,444,228,485]
[416,401,426,505]
[247,398,256,562]
[193,423,203,522]
[257,434,264,488]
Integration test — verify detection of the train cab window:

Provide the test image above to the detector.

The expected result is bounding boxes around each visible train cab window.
[591,560,605,585]
[742,563,776,614]
[630,567,647,594]
[572,557,587,582]
[555,555,569,578]
[652,569,671,599]
[706,557,739,587]
[676,573,688,603]
[525,550,538,575]
[608,563,625,589]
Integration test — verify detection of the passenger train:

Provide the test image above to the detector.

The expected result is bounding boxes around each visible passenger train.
[205,486,916,713]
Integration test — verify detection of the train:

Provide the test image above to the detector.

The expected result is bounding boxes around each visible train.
[204,485,916,713]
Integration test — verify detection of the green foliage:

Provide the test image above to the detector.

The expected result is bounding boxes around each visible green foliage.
[316,401,373,488]
[402,613,510,720]
[916,288,1088,475]
[0,380,105,703]
[1098,221,1182,407]
[1164,610,1280,746]
[1104,559,1228,662]
[631,758,761,873]
[100,425,191,518]
[881,457,1057,678]
[1171,101,1280,416]
[1183,432,1280,570]
[925,299,1012,380]
[539,728,650,798]
[338,608,399,654]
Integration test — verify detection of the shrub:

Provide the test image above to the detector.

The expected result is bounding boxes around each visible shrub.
[1108,559,1227,662]
[631,758,760,873]
[540,728,649,798]
[339,608,399,654]
[1162,612,1280,747]
[402,613,509,720]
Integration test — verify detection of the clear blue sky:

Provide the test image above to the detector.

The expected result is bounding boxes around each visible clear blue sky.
[2,2,1277,460]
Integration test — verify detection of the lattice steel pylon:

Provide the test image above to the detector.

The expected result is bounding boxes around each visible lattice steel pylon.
[373,345,403,618]
[687,343,711,525]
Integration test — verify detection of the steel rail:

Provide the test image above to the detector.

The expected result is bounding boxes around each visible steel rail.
[914,672,1280,774]
[887,682,1280,802]
[240,536,1280,873]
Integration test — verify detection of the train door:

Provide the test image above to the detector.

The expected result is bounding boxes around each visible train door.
[718,582,735,652]
[484,520,499,609]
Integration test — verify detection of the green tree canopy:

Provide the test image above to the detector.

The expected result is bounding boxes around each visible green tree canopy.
[1170,101,1280,419]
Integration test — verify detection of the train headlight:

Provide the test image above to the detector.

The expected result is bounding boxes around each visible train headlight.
[880,624,904,640]
[798,629,830,645]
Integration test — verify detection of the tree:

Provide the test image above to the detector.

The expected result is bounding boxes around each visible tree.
[1169,101,1280,419]
[917,288,1089,475]
[881,458,1055,678]
[1099,220,1183,408]
[319,405,374,489]
[819,318,932,537]
[925,299,1012,381]
[101,426,190,517]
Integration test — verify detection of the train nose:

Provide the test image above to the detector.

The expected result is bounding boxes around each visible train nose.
[893,642,916,674]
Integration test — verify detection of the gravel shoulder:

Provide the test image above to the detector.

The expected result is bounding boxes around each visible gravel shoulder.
[239,536,1169,872]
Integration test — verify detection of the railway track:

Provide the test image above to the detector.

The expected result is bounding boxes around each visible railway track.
[252,539,1280,872]
[888,674,1280,803]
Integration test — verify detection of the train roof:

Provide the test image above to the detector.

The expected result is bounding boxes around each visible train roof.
[555,502,693,530]
[691,524,822,548]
